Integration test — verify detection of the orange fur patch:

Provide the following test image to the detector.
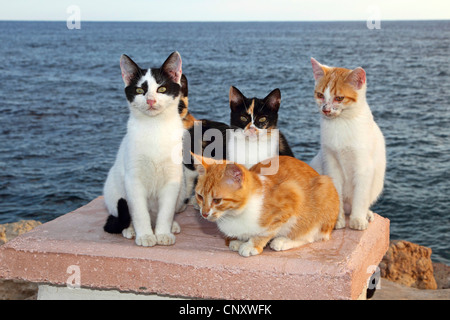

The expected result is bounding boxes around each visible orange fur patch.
[252,157,338,239]
[246,99,255,116]
[195,155,340,254]
[182,112,196,130]
[315,67,358,103]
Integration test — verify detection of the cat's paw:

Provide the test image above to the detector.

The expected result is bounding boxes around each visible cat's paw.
[122,225,135,239]
[334,215,346,229]
[229,240,244,252]
[270,237,290,251]
[171,221,181,234]
[156,233,176,246]
[238,242,260,257]
[367,210,374,222]
[349,217,369,230]
[135,234,157,247]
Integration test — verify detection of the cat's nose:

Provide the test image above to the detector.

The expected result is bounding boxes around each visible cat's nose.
[322,105,331,114]
[147,99,156,107]
[201,208,211,218]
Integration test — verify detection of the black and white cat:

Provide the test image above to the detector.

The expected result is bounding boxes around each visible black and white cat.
[228,86,294,169]
[103,52,187,247]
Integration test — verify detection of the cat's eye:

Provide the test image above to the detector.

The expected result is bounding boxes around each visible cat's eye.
[335,96,344,102]
[157,86,167,93]
[196,193,203,202]
[240,116,248,122]
[316,92,324,99]
[212,198,222,205]
[136,88,144,94]
[258,117,267,123]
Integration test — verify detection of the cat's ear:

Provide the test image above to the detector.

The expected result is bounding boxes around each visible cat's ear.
[191,152,218,175]
[311,57,327,81]
[180,74,188,97]
[191,152,208,175]
[162,51,182,84]
[229,86,245,112]
[120,54,141,86]
[345,67,366,90]
[264,88,281,112]
[224,163,244,188]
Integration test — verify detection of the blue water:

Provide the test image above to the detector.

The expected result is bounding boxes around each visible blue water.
[0,21,448,263]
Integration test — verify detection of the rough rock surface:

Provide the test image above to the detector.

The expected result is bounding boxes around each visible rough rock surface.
[379,240,437,289]
[0,279,38,300]
[0,220,42,245]
[432,262,450,289]
[0,220,42,300]
[371,278,450,300]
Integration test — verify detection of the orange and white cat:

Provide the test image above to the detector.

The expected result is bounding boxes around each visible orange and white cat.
[192,154,339,257]
[309,58,386,231]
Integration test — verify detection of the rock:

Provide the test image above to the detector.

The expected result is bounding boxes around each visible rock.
[371,278,450,300]
[0,279,38,300]
[0,220,42,300]
[433,262,450,289]
[0,220,41,245]
[380,240,437,290]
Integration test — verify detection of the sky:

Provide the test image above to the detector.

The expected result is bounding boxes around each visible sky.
[0,0,449,21]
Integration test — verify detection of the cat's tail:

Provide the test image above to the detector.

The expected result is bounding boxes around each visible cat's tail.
[103,198,131,234]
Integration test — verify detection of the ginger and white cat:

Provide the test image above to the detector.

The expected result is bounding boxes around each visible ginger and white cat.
[193,154,339,257]
[309,58,386,230]
[103,52,187,246]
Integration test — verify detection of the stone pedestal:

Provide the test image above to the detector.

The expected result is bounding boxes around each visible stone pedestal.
[0,196,389,300]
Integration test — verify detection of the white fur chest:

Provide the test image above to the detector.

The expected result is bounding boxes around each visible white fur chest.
[216,194,266,240]
[123,111,184,179]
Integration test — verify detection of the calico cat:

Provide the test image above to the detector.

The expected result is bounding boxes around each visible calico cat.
[103,52,187,247]
[309,58,386,230]
[192,154,339,257]
[178,74,196,130]
[228,86,294,169]
[179,75,236,203]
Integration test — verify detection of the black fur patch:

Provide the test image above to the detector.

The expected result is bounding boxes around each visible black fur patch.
[150,68,181,98]
[103,198,131,234]
[124,68,148,103]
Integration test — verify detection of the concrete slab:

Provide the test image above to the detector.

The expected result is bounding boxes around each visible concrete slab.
[0,196,389,299]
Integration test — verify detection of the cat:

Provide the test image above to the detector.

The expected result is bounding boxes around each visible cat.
[178,74,236,204]
[178,74,196,130]
[228,86,294,169]
[103,52,187,247]
[192,153,340,257]
[309,58,386,231]
[181,84,295,201]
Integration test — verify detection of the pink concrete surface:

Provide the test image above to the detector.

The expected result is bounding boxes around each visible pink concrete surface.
[0,196,389,299]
